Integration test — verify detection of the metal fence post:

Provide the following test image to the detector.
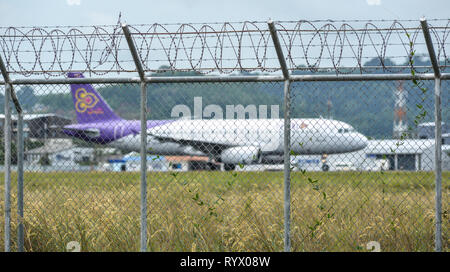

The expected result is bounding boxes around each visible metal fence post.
[138,81,148,252]
[268,20,292,252]
[3,83,11,252]
[1,53,24,252]
[17,112,24,252]
[420,17,443,252]
[1,55,22,252]
[122,24,148,252]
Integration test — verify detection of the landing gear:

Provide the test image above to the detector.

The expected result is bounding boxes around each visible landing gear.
[207,162,221,171]
[224,164,236,171]
[321,154,329,172]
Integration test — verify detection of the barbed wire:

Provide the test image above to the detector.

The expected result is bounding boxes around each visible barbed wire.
[0,19,449,77]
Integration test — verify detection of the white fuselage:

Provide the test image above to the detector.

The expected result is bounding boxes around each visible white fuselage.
[107,118,368,161]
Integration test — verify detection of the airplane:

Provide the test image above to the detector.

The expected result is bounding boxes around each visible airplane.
[63,72,368,171]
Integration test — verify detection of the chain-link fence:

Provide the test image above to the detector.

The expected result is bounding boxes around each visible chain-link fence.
[0,19,448,252]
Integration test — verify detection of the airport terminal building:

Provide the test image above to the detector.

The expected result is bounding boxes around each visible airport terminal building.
[295,139,450,172]
[295,121,450,172]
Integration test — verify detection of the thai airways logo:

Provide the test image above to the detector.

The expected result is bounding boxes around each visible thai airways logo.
[75,88,103,114]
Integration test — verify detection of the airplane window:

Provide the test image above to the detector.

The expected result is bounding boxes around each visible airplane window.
[338,128,353,133]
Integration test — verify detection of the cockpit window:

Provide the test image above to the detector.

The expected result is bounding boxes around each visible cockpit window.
[338,128,355,133]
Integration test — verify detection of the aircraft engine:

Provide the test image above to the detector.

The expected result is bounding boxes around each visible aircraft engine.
[261,155,284,164]
[219,146,262,164]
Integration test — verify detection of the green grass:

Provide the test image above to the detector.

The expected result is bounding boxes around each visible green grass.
[0,171,448,252]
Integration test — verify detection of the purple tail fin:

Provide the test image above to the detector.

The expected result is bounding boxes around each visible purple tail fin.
[68,72,122,123]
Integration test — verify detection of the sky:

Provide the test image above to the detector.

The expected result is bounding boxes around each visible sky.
[0,0,448,27]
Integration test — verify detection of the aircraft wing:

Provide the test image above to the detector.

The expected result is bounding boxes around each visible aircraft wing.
[63,127,100,138]
[147,131,233,156]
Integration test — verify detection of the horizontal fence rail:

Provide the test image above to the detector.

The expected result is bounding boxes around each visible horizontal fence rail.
[1,73,450,85]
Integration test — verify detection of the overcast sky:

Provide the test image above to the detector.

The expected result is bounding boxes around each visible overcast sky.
[0,0,448,27]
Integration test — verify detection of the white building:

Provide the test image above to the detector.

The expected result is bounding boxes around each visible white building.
[295,139,450,172]
[114,153,214,172]
[109,152,168,172]
[24,139,97,171]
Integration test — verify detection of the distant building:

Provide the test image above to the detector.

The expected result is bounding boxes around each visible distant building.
[25,139,96,170]
[443,133,450,145]
[364,139,435,171]
[122,152,168,172]
[0,113,72,139]
[111,153,216,172]
[417,122,448,141]
[294,139,450,172]
[104,159,127,172]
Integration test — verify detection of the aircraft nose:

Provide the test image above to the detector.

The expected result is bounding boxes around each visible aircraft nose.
[354,133,368,150]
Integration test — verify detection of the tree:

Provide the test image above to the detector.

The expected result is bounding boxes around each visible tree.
[17,86,37,112]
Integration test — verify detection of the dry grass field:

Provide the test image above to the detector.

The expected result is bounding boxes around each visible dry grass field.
[0,171,448,252]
